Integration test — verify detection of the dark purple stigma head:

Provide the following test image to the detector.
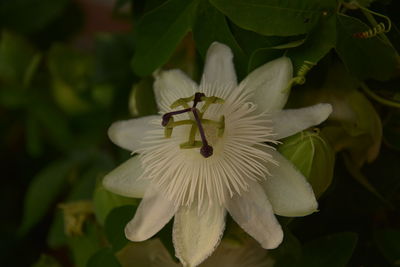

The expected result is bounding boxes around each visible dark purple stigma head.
[200,144,213,158]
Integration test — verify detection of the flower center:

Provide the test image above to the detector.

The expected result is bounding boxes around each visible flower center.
[161,92,225,158]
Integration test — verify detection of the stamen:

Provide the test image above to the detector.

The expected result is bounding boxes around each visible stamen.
[161,93,225,158]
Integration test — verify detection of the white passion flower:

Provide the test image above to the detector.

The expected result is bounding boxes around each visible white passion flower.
[104,42,332,267]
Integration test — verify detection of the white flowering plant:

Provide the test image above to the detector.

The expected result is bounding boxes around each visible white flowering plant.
[104,42,332,266]
[6,0,400,267]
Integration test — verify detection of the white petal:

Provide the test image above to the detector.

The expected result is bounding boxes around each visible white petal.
[272,103,332,140]
[261,149,318,217]
[200,42,237,90]
[226,182,283,249]
[240,57,292,112]
[125,185,178,241]
[154,69,198,112]
[108,115,160,152]
[103,156,149,198]
[173,203,226,267]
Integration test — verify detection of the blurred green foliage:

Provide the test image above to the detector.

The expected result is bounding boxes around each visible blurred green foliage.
[0,0,399,266]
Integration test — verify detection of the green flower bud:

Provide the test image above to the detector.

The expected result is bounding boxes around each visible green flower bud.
[278,129,335,198]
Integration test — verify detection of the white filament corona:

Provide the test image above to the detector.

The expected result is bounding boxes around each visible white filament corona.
[136,82,277,208]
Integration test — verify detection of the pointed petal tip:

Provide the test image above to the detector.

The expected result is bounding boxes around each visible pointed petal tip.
[317,103,333,120]
[275,201,319,217]
[107,120,123,145]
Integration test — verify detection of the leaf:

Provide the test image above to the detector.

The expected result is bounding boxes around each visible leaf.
[67,222,101,267]
[26,114,43,157]
[87,248,122,267]
[0,0,68,34]
[104,205,137,251]
[19,159,77,235]
[0,31,41,86]
[47,211,66,248]
[272,228,302,267]
[157,220,177,262]
[31,254,62,267]
[129,78,158,117]
[131,0,200,76]
[374,229,400,265]
[48,44,93,114]
[247,48,285,73]
[32,99,74,151]
[192,1,247,78]
[279,130,335,198]
[298,232,358,267]
[210,0,337,36]
[343,153,388,204]
[93,182,138,225]
[383,110,400,150]
[288,13,337,73]
[93,34,135,87]
[335,14,399,81]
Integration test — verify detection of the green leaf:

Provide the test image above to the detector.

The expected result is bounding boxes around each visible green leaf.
[131,0,200,76]
[374,229,400,265]
[288,13,337,73]
[279,130,335,198]
[93,34,135,88]
[343,154,387,204]
[193,1,247,78]
[104,205,137,251]
[67,222,101,267]
[47,211,67,248]
[31,254,62,267]
[272,228,302,267]
[157,220,177,262]
[87,248,122,267]
[0,31,41,86]
[26,114,43,157]
[335,14,399,81]
[298,232,358,267]
[93,182,138,225]
[19,159,77,235]
[210,0,337,36]
[247,37,307,72]
[0,0,68,34]
[382,110,400,151]
[129,78,158,117]
[31,99,74,151]
[247,48,285,73]
[48,44,93,114]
